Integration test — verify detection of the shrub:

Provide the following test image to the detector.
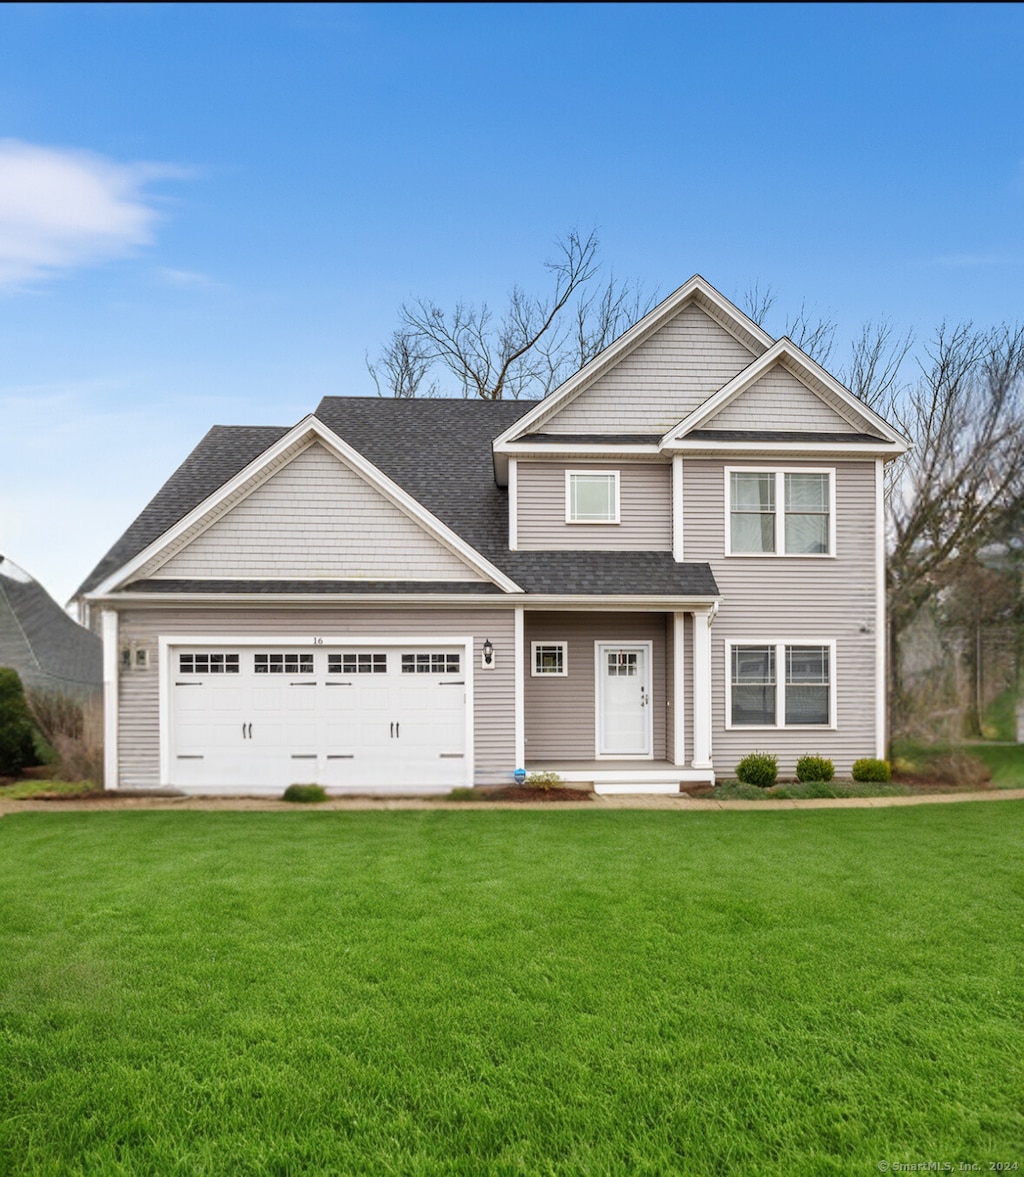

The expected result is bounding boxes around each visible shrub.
[926,750,991,789]
[447,787,478,801]
[0,668,37,777]
[25,688,104,784]
[525,771,563,791]
[735,752,777,789]
[796,755,834,783]
[852,757,891,783]
[282,783,327,803]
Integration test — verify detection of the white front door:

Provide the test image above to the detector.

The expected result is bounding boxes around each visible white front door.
[596,642,653,757]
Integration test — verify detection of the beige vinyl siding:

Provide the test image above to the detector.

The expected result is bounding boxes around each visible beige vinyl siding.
[517,462,672,550]
[115,606,515,788]
[683,458,878,776]
[542,304,757,434]
[149,443,484,582]
[709,365,859,432]
[523,612,668,760]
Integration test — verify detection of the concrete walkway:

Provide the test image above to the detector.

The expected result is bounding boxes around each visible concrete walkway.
[3,788,1024,814]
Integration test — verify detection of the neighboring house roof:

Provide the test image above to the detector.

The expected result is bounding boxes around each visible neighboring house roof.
[0,555,102,694]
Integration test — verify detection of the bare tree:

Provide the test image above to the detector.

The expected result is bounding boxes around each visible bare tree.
[740,283,836,365]
[843,319,914,414]
[374,230,654,400]
[886,322,1024,724]
[367,330,439,399]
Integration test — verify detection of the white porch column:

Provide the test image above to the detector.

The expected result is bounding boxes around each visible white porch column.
[514,606,525,770]
[691,608,713,769]
[673,612,686,766]
[102,609,119,791]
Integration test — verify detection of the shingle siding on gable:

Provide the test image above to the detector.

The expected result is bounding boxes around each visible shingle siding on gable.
[540,304,757,434]
[682,457,878,776]
[516,461,672,551]
[708,364,859,433]
[149,443,484,582]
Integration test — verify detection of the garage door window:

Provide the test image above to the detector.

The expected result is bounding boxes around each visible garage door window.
[179,653,239,674]
[254,653,314,674]
[329,653,388,674]
[401,652,461,674]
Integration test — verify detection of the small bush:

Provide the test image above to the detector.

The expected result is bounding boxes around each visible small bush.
[282,783,327,803]
[926,750,991,789]
[24,688,104,784]
[0,668,37,777]
[735,752,778,789]
[525,771,562,791]
[447,787,478,801]
[796,755,834,783]
[852,757,891,783]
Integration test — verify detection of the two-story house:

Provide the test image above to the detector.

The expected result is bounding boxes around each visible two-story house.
[75,276,908,795]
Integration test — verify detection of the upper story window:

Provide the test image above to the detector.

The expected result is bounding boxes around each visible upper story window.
[566,470,619,524]
[727,468,834,556]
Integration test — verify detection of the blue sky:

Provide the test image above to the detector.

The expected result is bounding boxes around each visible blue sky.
[1,2,1022,605]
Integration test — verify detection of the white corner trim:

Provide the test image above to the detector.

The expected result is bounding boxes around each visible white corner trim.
[491,275,774,446]
[514,607,525,770]
[95,415,523,597]
[508,457,518,550]
[672,455,684,561]
[661,338,910,449]
[691,609,713,768]
[875,458,887,759]
[102,610,119,790]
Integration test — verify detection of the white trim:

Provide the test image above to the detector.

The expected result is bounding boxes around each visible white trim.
[564,469,620,524]
[94,416,523,597]
[672,455,684,561]
[514,607,525,770]
[724,466,837,559]
[491,275,774,448]
[102,610,119,791]
[664,438,902,459]
[530,640,568,677]
[691,609,713,768]
[673,612,686,767]
[724,639,838,730]
[158,633,476,790]
[594,640,654,759]
[875,458,887,759]
[508,457,518,550]
[660,337,910,450]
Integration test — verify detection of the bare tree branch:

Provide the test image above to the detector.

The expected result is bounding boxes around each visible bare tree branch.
[366,330,439,398]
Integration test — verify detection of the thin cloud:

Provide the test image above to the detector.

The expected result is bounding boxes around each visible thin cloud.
[0,139,185,288]
[157,267,214,289]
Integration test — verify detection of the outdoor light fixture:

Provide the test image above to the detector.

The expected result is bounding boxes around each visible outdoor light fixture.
[481,639,495,669]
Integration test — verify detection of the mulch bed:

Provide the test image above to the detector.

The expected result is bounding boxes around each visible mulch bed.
[471,786,594,803]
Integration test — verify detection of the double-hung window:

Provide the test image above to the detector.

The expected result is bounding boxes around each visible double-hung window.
[566,470,619,523]
[727,641,834,728]
[727,468,834,555]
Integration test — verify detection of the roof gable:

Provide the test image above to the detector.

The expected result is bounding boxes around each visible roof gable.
[493,276,773,449]
[90,416,522,596]
[662,338,909,450]
[144,441,488,583]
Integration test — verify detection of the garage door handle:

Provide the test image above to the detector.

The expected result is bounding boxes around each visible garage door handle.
[396,722,400,738]
[390,722,394,738]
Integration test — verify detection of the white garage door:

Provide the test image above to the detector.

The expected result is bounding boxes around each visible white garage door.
[170,645,467,792]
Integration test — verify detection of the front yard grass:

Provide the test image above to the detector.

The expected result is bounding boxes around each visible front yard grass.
[2,807,1022,1174]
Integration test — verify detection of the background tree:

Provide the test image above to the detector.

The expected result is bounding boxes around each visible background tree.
[368,229,655,399]
[0,667,36,777]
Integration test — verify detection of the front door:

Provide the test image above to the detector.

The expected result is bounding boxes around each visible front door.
[597,642,652,756]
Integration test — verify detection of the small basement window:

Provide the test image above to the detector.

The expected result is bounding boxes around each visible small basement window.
[531,642,567,676]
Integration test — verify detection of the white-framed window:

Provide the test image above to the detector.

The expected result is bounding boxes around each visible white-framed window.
[725,467,835,556]
[565,470,620,524]
[726,640,835,728]
[531,642,567,676]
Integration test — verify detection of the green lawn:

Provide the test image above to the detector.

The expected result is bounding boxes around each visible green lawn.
[2,808,1022,1175]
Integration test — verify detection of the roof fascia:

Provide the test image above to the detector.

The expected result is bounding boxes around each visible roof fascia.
[491,275,775,449]
[496,443,662,458]
[660,338,910,451]
[665,439,905,460]
[87,591,721,610]
[95,415,523,596]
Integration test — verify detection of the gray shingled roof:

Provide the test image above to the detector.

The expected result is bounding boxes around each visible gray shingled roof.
[1,556,102,694]
[78,398,721,600]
